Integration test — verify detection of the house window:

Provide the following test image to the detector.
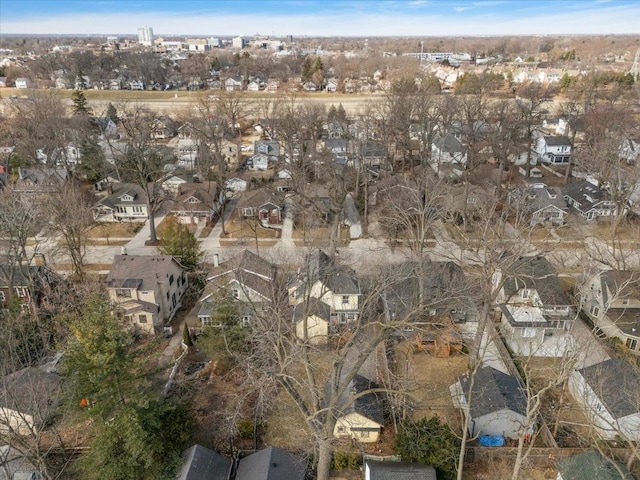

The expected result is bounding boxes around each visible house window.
[522,328,536,338]
[590,305,600,317]
[15,287,28,298]
[116,206,127,214]
[360,431,370,438]
[622,299,629,306]
[0,291,5,302]
[521,289,530,299]
[242,316,251,327]
[232,288,240,299]
[342,295,349,305]
[346,313,356,321]
[132,206,144,214]
[139,315,147,324]
[627,338,638,350]
[116,289,131,298]
[337,426,346,433]
[242,207,255,217]
[169,274,174,286]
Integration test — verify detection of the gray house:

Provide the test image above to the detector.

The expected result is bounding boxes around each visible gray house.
[235,446,306,480]
[452,366,529,440]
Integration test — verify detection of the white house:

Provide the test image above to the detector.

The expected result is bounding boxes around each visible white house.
[579,270,640,353]
[92,183,149,222]
[563,180,619,220]
[569,358,640,441]
[431,133,467,177]
[332,374,384,443]
[225,177,248,194]
[535,136,571,165]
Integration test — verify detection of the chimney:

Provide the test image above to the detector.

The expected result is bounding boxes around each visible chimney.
[213,253,220,267]
[121,246,128,255]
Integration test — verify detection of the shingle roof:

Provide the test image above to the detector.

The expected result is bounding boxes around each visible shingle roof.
[365,461,437,480]
[207,250,276,302]
[306,250,360,295]
[578,358,640,419]
[106,255,183,292]
[459,366,527,418]
[556,450,633,480]
[235,446,306,480]
[293,297,332,323]
[563,181,609,212]
[176,445,232,480]
[502,255,571,307]
[94,183,148,209]
[434,133,465,153]
[543,135,571,147]
[331,374,385,425]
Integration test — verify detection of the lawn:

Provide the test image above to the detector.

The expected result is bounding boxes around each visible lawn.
[88,222,143,238]
[223,217,280,240]
[292,225,350,247]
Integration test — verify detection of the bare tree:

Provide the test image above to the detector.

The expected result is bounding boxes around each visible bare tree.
[45,183,94,278]
[109,104,172,243]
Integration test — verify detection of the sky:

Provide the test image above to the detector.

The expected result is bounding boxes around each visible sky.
[1,0,639,37]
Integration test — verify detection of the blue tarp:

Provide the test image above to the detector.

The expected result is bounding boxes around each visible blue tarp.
[479,435,505,447]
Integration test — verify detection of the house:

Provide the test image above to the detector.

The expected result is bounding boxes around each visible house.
[569,358,640,441]
[14,78,32,89]
[94,117,118,139]
[0,444,41,480]
[431,133,467,177]
[289,250,361,325]
[248,140,280,170]
[235,446,306,480]
[535,136,571,165]
[129,80,145,90]
[325,138,348,165]
[247,80,261,92]
[556,450,633,480]
[508,183,568,226]
[580,270,640,353]
[106,254,188,334]
[92,183,149,222]
[325,79,339,93]
[0,366,61,436]
[224,76,243,91]
[150,116,176,140]
[494,255,573,314]
[176,138,198,167]
[14,167,68,196]
[500,304,574,357]
[55,77,72,89]
[0,261,54,315]
[169,182,223,225]
[332,374,385,443]
[236,188,284,227]
[542,118,569,136]
[176,444,232,480]
[563,180,618,220]
[451,366,529,440]
[225,177,248,194]
[364,461,437,480]
[198,250,277,328]
[266,80,279,92]
[0,77,7,88]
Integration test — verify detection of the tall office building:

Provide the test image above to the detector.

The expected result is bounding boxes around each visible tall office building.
[232,36,245,49]
[137,26,154,47]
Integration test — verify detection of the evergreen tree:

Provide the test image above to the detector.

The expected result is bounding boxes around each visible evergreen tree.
[72,89,91,116]
[301,56,313,82]
[106,102,118,123]
[158,216,203,271]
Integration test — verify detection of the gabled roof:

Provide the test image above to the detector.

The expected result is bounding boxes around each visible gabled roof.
[207,250,276,302]
[176,444,232,480]
[293,297,332,323]
[502,255,571,307]
[330,374,385,425]
[306,250,360,295]
[459,366,526,418]
[434,133,465,154]
[0,366,62,418]
[556,450,633,480]
[94,183,148,209]
[563,181,610,212]
[599,270,640,305]
[236,188,283,211]
[578,358,640,419]
[365,461,437,480]
[235,446,306,480]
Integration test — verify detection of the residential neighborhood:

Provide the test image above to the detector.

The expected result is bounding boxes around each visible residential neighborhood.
[1,12,640,480]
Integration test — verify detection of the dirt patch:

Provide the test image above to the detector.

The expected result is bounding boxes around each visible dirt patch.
[394,341,468,432]
[224,218,280,239]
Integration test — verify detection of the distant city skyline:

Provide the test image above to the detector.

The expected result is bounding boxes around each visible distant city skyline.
[1,0,639,37]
